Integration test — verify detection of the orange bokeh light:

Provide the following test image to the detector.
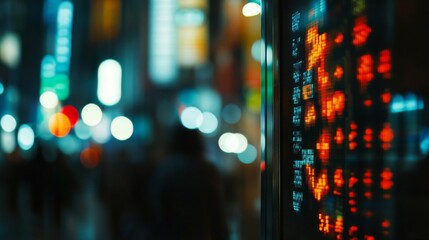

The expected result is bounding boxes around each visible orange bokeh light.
[260,161,266,172]
[381,92,392,104]
[381,168,394,190]
[319,213,330,233]
[334,66,344,79]
[363,99,372,107]
[80,146,102,168]
[363,169,373,186]
[378,49,392,79]
[306,166,329,201]
[348,122,358,150]
[353,17,372,47]
[305,102,316,127]
[335,216,344,237]
[380,123,394,150]
[335,128,344,145]
[357,54,374,90]
[334,169,344,187]
[333,91,345,114]
[316,130,331,162]
[382,219,391,228]
[364,128,373,148]
[349,226,358,238]
[334,33,344,44]
[49,113,71,138]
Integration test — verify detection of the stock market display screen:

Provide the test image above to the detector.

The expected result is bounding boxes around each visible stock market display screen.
[280,0,429,239]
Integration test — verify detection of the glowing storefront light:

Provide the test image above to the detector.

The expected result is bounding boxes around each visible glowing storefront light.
[0,32,21,68]
[242,2,261,17]
[17,124,35,151]
[198,112,218,134]
[1,114,17,133]
[149,0,178,85]
[40,91,59,109]
[111,116,133,141]
[98,59,122,106]
[81,103,103,126]
[180,106,203,129]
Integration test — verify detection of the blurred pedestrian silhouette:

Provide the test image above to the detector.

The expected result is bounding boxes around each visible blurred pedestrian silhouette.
[148,123,229,240]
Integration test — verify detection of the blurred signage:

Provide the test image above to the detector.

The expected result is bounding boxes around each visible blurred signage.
[149,0,178,85]
[177,0,208,67]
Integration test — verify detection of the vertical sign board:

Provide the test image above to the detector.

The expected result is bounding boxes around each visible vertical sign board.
[276,0,399,239]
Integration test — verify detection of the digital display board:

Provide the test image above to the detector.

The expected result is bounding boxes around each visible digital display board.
[266,0,428,239]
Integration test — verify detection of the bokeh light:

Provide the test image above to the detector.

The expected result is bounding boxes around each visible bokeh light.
[251,39,262,62]
[81,103,103,126]
[218,132,249,153]
[420,135,429,155]
[58,135,81,155]
[222,104,242,124]
[1,114,17,133]
[0,81,4,95]
[180,106,203,129]
[38,120,54,140]
[74,120,92,140]
[234,133,248,153]
[17,124,35,151]
[198,112,218,134]
[91,116,111,144]
[1,131,16,154]
[40,91,59,109]
[61,105,79,126]
[97,59,122,106]
[80,146,102,168]
[111,116,133,141]
[0,32,21,68]
[238,144,258,164]
[242,2,261,17]
[218,132,233,153]
[49,113,71,138]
